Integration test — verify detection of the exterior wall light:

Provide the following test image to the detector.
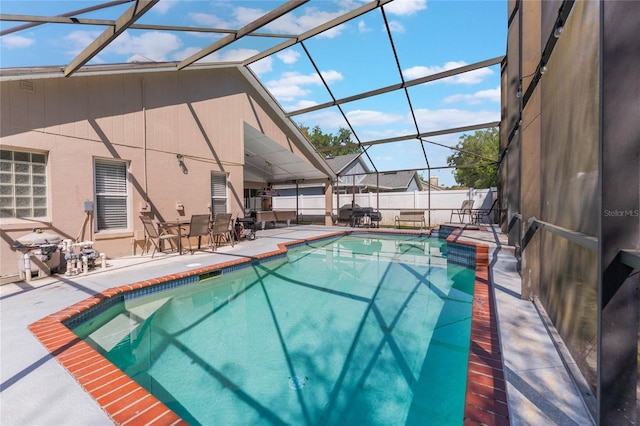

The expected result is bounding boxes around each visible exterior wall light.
[554,26,563,38]
[176,154,188,174]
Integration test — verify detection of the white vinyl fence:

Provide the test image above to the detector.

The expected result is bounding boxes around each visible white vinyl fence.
[273,188,496,227]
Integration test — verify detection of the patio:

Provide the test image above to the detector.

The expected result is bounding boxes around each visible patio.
[0,224,593,425]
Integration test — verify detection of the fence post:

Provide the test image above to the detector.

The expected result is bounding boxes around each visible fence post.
[298,194,303,223]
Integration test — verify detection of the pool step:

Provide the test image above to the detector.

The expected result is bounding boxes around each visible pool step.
[86,297,171,352]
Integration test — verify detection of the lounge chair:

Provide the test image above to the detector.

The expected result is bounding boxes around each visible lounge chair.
[184,214,214,254]
[139,216,180,258]
[210,213,235,251]
[472,199,499,224]
[450,200,475,223]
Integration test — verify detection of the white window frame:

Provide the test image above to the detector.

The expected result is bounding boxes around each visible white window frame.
[0,149,48,219]
[210,172,228,218]
[94,158,130,232]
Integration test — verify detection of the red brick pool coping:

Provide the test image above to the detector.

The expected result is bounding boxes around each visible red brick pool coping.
[445,227,510,425]
[29,228,509,425]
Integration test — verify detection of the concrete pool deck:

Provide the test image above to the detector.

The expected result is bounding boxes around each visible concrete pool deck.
[0,224,594,425]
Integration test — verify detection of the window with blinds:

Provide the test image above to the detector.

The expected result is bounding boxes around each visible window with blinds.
[94,159,129,231]
[0,149,48,218]
[210,172,227,217]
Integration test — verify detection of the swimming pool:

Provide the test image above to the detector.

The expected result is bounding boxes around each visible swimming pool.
[70,234,475,425]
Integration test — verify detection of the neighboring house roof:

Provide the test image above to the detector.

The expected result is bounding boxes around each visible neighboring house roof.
[419,180,445,191]
[361,171,423,191]
[325,153,366,175]
[324,154,429,192]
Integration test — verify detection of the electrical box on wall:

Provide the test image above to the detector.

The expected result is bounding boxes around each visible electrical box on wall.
[140,202,150,213]
[176,202,184,210]
[83,200,94,212]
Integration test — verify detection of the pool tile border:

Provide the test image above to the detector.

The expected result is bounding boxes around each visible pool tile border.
[445,227,511,425]
[29,227,510,425]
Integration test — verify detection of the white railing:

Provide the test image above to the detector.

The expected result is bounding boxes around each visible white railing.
[272,188,496,226]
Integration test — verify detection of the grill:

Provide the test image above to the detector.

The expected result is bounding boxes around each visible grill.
[350,207,382,228]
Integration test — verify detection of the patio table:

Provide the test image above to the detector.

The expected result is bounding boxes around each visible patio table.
[158,219,190,255]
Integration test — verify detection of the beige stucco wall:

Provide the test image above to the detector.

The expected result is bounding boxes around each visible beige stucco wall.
[0,66,320,277]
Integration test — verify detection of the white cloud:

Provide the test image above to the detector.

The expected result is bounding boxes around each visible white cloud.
[271,71,321,86]
[318,70,343,84]
[233,6,269,26]
[317,24,348,39]
[403,65,439,80]
[298,110,348,130]
[188,32,224,40]
[403,61,494,84]
[204,48,257,62]
[276,49,300,64]
[269,84,311,101]
[282,99,319,111]
[450,68,494,84]
[2,34,35,49]
[188,5,349,38]
[384,0,427,16]
[248,56,273,75]
[358,20,371,33]
[269,8,347,37]
[359,127,415,142]
[174,46,262,64]
[387,21,405,33]
[443,86,500,104]
[265,70,343,101]
[189,12,232,28]
[182,47,269,70]
[153,0,179,15]
[345,110,404,127]
[62,30,102,56]
[414,108,499,131]
[171,47,201,61]
[106,32,182,62]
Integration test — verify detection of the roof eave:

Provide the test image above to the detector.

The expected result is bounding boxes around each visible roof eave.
[237,66,336,180]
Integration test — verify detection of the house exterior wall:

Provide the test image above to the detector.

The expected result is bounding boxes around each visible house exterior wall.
[337,159,368,188]
[0,66,316,277]
[406,177,421,192]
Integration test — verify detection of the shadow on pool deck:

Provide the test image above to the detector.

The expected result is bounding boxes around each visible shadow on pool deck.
[0,224,594,425]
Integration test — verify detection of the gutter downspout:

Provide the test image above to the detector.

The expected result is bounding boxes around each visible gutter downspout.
[295,180,299,224]
[376,172,380,218]
[428,169,431,228]
[142,79,149,205]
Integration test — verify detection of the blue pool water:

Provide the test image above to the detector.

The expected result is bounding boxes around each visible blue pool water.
[73,234,475,425]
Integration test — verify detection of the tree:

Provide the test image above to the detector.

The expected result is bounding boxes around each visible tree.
[299,125,360,156]
[447,127,499,188]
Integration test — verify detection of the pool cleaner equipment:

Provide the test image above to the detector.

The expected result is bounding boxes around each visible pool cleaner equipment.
[13,228,63,281]
[64,241,102,276]
[11,228,109,281]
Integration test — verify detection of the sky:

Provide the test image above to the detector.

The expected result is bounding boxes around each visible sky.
[0,0,507,188]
